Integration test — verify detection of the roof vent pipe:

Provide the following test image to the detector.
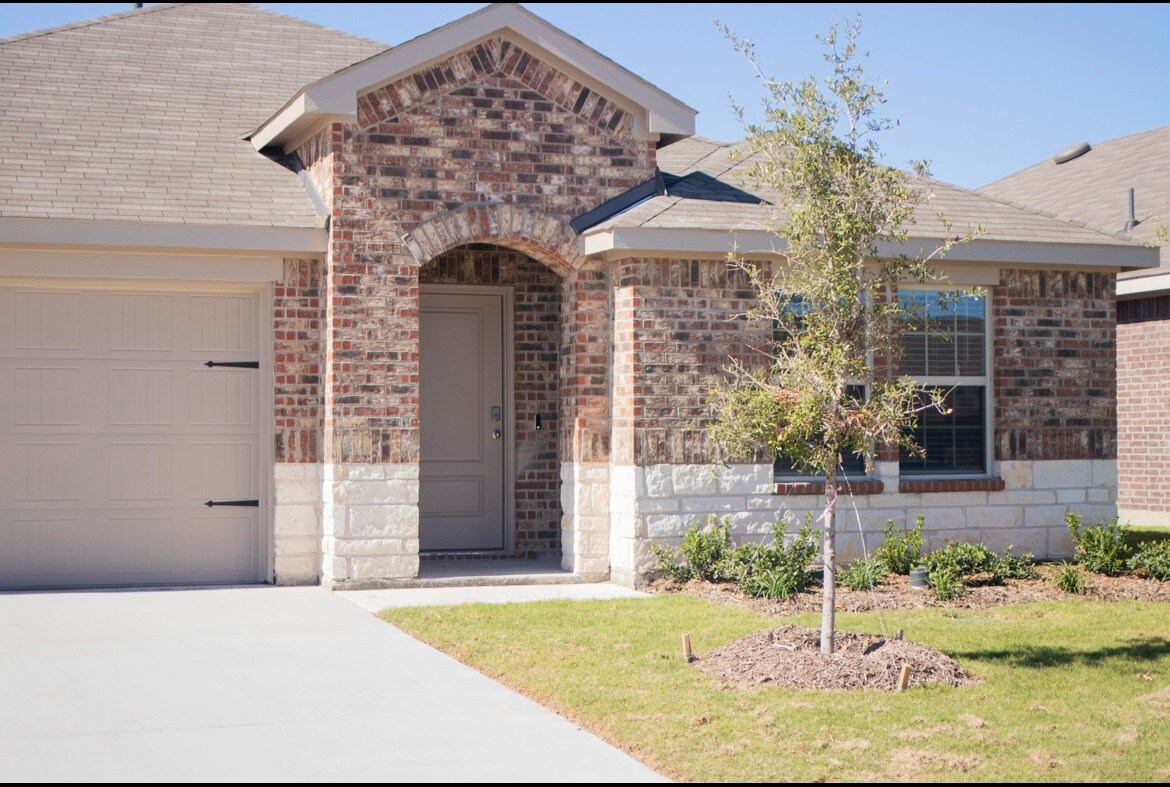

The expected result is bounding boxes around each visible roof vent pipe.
[1123,187,1140,233]
[1053,141,1091,164]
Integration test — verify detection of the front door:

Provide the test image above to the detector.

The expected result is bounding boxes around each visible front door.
[419,288,506,551]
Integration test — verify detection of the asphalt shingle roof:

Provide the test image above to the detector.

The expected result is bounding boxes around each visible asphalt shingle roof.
[982,126,1170,274]
[593,136,1140,249]
[0,3,385,227]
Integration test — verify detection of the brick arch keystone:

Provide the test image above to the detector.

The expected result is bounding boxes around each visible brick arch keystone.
[401,205,584,275]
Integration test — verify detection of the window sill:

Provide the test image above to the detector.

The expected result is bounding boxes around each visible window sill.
[774,480,884,496]
[899,478,1005,493]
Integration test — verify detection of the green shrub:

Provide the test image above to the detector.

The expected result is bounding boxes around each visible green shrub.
[1128,540,1170,581]
[923,541,1037,600]
[930,564,965,601]
[876,515,924,575]
[838,557,887,591]
[1066,513,1130,575]
[651,516,733,582]
[926,541,996,579]
[992,546,1040,581]
[1053,562,1088,594]
[740,518,819,600]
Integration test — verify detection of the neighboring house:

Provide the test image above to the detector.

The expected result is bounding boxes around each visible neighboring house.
[984,128,1170,527]
[0,3,1157,590]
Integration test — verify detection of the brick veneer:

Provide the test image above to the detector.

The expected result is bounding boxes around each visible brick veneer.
[1117,298,1170,517]
[420,244,562,555]
[274,257,324,463]
[993,270,1116,461]
[325,37,655,466]
[612,257,767,465]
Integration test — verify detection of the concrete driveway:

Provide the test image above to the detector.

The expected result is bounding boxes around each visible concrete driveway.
[0,587,664,783]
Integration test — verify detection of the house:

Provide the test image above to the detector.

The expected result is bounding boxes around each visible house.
[0,3,1158,590]
[983,128,1170,528]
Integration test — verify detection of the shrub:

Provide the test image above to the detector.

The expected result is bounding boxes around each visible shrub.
[923,541,1037,599]
[926,541,996,579]
[930,564,965,601]
[876,515,924,575]
[1128,540,1170,581]
[1053,562,1088,594]
[651,516,732,582]
[838,557,887,591]
[1066,513,1130,575]
[992,546,1040,581]
[740,518,819,600]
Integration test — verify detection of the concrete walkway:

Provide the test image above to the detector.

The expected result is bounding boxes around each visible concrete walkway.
[340,581,647,611]
[0,587,664,783]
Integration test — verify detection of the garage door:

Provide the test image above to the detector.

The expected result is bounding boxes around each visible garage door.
[0,286,265,588]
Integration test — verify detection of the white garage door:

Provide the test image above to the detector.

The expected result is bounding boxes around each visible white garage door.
[0,285,265,589]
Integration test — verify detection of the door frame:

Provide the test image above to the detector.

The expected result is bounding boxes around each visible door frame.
[418,283,516,554]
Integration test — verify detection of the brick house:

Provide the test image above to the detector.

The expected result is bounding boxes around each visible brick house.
[984,128,1170,527]
[0,4,1157,590]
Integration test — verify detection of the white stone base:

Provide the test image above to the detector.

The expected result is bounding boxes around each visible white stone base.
[611,460,1118,585]
[273,463,323,585]
[321,463,420,588]
[560,462,610,580]
[1118,508,1170,527]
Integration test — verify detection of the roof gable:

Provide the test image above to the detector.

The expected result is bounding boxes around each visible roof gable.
[251,3,695,152]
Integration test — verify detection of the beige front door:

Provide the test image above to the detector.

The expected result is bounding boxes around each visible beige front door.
[0,285,264,589]
[419,288,507,551]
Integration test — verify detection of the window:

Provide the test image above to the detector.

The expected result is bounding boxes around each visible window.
[897,289,989,475]
[774,384,869,479]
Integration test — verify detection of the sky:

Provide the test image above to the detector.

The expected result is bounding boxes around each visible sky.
[2,3,1167,188]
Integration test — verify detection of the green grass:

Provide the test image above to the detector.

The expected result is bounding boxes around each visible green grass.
[1127,525,1170,550]
[384,597,1170,782]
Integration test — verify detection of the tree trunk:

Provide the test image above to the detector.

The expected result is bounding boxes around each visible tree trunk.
[820,468,837,654]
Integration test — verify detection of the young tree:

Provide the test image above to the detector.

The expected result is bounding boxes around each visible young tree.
[711,20,977,654]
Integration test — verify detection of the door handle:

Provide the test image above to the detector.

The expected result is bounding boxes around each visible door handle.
[492,429,502,439]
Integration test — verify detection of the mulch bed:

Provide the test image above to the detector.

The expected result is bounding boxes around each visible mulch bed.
[662,567,1167,691]
[696,625,974,691]
[654,564,1170,616]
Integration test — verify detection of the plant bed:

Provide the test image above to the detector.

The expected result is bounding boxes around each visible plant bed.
[653,563,1170,615]
[697,624,974,690]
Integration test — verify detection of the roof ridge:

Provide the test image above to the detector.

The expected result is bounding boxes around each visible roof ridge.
[0,2,184,46]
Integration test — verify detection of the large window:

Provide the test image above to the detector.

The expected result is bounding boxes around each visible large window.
[898,289,989,475]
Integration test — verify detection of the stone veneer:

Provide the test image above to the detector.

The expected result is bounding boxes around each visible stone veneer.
[617,460,1118,584]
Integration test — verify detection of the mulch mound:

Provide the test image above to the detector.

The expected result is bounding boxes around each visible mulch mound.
[697,625,974,691]
[655,564,1170,616]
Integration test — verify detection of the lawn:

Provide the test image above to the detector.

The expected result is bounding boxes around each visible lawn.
[384,596,1170,782]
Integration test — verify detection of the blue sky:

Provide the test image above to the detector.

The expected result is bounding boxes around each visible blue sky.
[3,3,1167,187]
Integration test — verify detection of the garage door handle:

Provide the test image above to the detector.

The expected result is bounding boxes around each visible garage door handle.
[204,361,260,369]
[204,499,260,507]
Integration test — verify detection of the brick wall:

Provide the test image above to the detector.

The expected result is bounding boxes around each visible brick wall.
[420,244,562,555]
[295,125,340,214]
[1117,297,1170,516]
[994,269,1116,461]
[325,37,655,465]
[274,257,324,463]
[612,257,767,465]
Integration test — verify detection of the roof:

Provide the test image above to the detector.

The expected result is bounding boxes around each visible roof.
[982,126,1170,286]
[0,3,385,228]
[580,136,1157,269]
[250,3,695,152]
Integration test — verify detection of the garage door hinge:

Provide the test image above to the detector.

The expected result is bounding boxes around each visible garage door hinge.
[204,499,260,507]
[203,361,260,369]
